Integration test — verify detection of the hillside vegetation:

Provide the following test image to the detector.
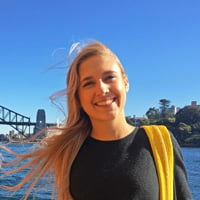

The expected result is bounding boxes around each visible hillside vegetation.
[128,99,200,147]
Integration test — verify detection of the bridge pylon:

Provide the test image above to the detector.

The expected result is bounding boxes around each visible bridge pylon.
[34,109,46,137]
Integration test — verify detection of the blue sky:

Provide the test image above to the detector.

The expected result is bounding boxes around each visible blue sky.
[0,0,200,134]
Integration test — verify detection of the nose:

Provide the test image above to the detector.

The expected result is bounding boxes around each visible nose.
[95,80,109,96]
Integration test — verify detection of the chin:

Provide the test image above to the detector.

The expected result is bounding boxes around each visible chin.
[90,112,120,122]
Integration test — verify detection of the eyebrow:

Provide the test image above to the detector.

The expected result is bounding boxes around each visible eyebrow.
[80,70,117,83]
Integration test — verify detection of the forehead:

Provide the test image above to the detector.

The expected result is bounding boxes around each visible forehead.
[78,55,121,78]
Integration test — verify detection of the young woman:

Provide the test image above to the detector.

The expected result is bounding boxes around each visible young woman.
[0,41,192,199]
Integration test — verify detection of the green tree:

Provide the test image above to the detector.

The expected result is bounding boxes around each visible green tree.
[146,107,160,124]
[191,122,200,133]
[174,122,192,144]
[159,99,171,119]
[137,118,150,126]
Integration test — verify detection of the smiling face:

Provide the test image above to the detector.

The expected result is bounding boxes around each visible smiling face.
[78,55,129,123]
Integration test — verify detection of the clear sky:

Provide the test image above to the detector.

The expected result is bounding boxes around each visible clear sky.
[0,0,200,134]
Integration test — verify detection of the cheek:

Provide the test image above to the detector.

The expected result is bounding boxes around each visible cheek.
[116,81,126,93]
[78,91,90,108]
[116,83,127,102]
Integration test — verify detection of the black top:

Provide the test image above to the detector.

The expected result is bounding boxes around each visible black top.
[70,127,192,200]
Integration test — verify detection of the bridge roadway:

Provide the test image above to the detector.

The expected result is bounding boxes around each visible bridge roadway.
[0,121,56,127]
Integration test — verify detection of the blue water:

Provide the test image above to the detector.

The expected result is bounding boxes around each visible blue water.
[182,148,200,200]
[0,143,199,199]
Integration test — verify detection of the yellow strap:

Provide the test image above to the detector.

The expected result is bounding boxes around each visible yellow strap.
[142,125,174,200]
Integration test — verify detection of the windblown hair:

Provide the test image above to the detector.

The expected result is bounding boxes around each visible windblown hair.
[0,40,126,199]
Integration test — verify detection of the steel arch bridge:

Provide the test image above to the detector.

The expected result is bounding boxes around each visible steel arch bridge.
[0,105,56,135]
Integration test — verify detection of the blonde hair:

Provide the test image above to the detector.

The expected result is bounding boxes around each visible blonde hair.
[0,40,126,199]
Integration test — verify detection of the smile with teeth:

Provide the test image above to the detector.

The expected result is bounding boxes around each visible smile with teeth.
[94,97,116,106]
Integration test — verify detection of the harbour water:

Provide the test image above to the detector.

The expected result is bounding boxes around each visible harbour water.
[182,147,200,200]
[0,143,199,199]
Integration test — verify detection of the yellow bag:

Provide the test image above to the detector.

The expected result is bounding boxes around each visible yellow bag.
[142,125,174,200]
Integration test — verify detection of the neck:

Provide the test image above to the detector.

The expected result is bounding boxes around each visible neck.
[90,117,135,141]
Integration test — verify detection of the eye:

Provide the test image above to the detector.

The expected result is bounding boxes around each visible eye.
[104,75,116,81]
[82,81,94,88]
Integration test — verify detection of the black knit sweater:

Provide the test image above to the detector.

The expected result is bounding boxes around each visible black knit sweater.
[70,127,192,200]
